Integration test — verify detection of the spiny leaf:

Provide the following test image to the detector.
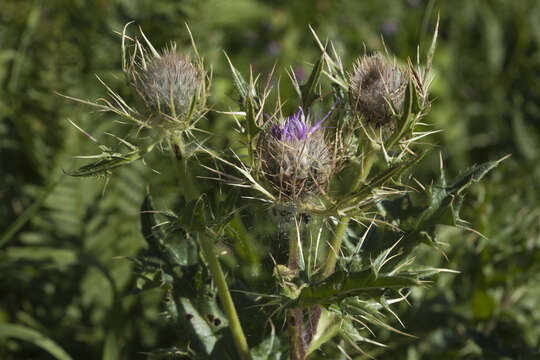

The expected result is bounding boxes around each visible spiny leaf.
[179,195,207,232]
[295,270,420,307]
[340,151,426,209]
[166,296,220,355]
[245,91,261,137]
[224,52,251,103]
[140,194,165,251]
[385,78,417,150]
[415,157,507,229]
[300,53,325,109]
[65,144,154,177]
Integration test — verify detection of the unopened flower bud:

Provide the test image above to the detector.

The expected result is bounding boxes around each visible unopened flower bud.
[133,46,202,120]
[349,53,407,128]
[257,107,334,201]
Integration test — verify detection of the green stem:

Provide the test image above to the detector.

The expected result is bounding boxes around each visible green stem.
[321,216,349,278]
[179,157,197,201]
[289,219,299,271]
[170,135,197,202]
[321,152,376,278]
[288,218,306,360]
[199,234,251,360]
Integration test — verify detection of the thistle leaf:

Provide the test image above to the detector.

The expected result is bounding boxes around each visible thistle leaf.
[385,78,417,150]
[250,330,282,360]
[65,145,154,177]
[140,194,165,252]
[295,270,420,307]
[300,52,324,109]
[340,151,426,209]
[166,296,220,355]
[245,91,261,137]
[179,196,208,232]
[224,52,251,103]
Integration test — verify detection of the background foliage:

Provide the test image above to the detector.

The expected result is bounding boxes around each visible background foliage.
[1,0,539,359]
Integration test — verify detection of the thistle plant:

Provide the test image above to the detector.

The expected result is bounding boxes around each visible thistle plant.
[64,18,506,360]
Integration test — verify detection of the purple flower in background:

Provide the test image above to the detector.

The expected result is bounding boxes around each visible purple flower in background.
[294,66,306,83]
[382,19,398,37]
[267,41,282,56]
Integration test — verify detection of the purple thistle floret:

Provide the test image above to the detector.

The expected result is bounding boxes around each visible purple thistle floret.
[271,107,329,142]
[259,106,335,201]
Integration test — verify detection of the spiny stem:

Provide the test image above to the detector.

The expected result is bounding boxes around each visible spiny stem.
[199,234,251,360]
[322,152,376,278]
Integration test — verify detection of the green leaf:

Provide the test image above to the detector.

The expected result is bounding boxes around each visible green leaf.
[424,13,439,81]
[381,157,506,233]
[250,329,282,360]
[163,230,199,267]
[143,346,195,359]
[167,297,220,355]
[224,51,250,103]
[0,323,73,360]
[306,309,341,355]
[102,331,119,360]
[295,270,420,307]
[179,196,207,232]
[385,78,416,149]
[472,289,496,320]
[512,112,537,160]
[65,145,153,177]
[300,53,324,109]
[340,151,426,209]
[140,194,165,251]
[196,285,229,331]
[3,247,77,268]
[245,91,261,137]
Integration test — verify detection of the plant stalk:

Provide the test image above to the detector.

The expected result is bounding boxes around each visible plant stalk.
[199,234,251,360]
[321,152,376,278]
[171,134,197,202]
[321,216,350,278]
[288,217,306,360]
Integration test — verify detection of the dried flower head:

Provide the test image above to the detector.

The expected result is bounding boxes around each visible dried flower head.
[257,107,334,202]
[349,53,407,129]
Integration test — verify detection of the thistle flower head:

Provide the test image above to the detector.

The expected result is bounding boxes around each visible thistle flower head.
[135,45,202,118]
[123,25,206,127]
[349,53,407,129]
[257,107,334,202]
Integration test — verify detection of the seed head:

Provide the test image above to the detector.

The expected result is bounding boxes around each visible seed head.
[257,107,334,202]
[349,53,407,128]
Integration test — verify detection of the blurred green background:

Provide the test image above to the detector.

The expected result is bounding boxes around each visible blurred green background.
[1,0,539,359]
